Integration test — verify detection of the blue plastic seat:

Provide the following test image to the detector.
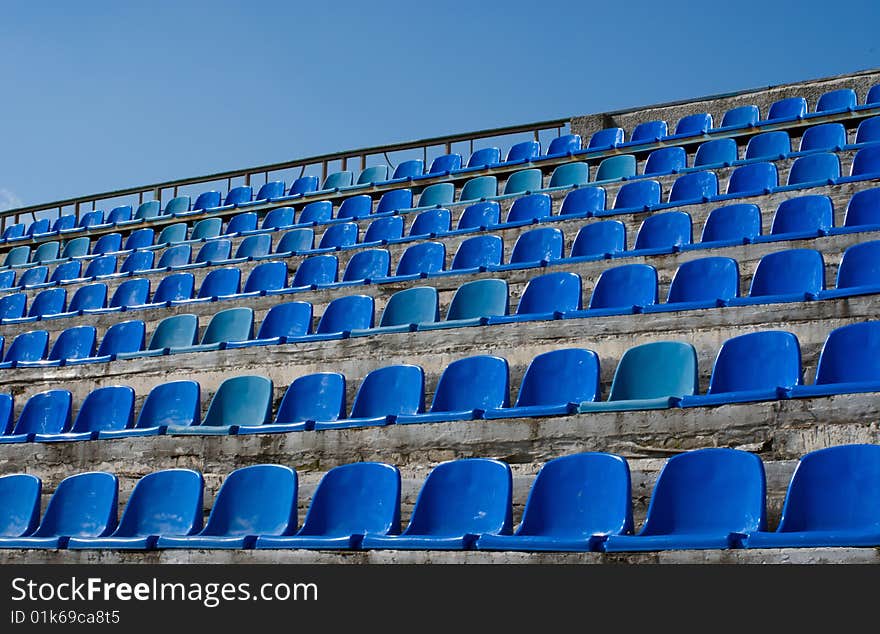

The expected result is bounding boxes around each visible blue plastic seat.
[124,228,154,251]
[39,325,96,365]
[242,301,312,345]
[466,147,500,169]
[224,212,258,235]
[261,206,295,230]
[559,187,606,217]
[98,380,200,439]
[820,240,880,299]
[156,464,297,549]
[800,123,847,151]
[351,287,439,335]
[134,200,161,220]
[506,140,541,162]
[448,235,503,272]
[579,263,658,316]
[120,250,154,274]
[168,375,272,436]
[0,472,118,548]
[32,242,59,263]
[728,249,825,305]
[256,462,401,550]
[84,255,117,278]
[396,356,509,425]
[546,134,581,156]
[157,244,191,268]
[164,196,190,215]
[18,266,48,287]
[309,294,374,337]
[242,261,287,295]
[0,474,41,538]
[54,215,78,232]
[789,322,880,398]
[505,193,552,224]
[109,277,150,308]
[694,138,738,167]
[679,331,801,407]
[78,210,104,227]
[0,389,72,444]
[501,227,563,267]
[1,330,48,366]
[745,131,791,160]
[855,117,880,144]
[89,319,146,361]
[337,194,373,220]
[318,222,358,249]
[633,212,692,253]
[288,176,319,196]
[716,105,752,127]
[61,237,90,259]
[28,287,66,317]
[457,201,500,229]
[155,223,187,245]
[765,195,833,240]
[569,220,625,258]
[275,228,314,254]
[0,270,14,289]
[361,458,512,550]
[578,341,698,412]
[588,127,624,149]
[699,203,762,245]
[92,233,122,255]
[375,188,413,214]
[0,293,27,321]
[298,201,333,225]
[850,145,880,178]
[786,153,840,186]
[68,469,204,550]
[409,208,451,237]
[391,160,424,180]
[50,260,82,284]
[150,272,195,304]
[816,88,857,113]
[197,267,241,299]
[395,242,446,277]
[609,179,661,212]
[4,246,30,266]
[595,155,636,181]
[459,176,497,201]
[601,449,765,551]
[193,308,255,352]
[235,234,271,259]
[503,169,542,195]
[767,96,807,122]
[726,162,777,195]
[356,165,389,185]
[548,162,589,188]
[190,218,222,241]
[418,278,508,331]
[341,249,390,283]
[35,385,134,442]
[291,255,337,288]
[255,180,286,201]
[322,171,355,190]
[477,452,632,551]
[668,171,717,203]
[428,154,462,175]
[2,223,24,241]
[193,191,222,211]
[363,216,404,243]
[27,218,51,236]
[656,257,739,310]
[644,147,687,176]
[313,364,426,430]
[673,113,712,137]
[224,186,252,207]
[194,239,231,264]
[630,120,667,143]
[126,314,198,357]
[484,348,599,419]
[236,373,344,434]
[734,444,880,548]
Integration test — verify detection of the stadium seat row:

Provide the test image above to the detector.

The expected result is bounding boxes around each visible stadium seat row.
[0,443,878,550]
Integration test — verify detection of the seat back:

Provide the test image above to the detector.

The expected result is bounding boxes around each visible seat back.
[459,176,497,201]
[203,375,273,427]
[197,267,241,299]
[342,249,390,282]
[748,249,825,297]
[32,472,118,539]
[701,204,762,243]
[3,330,48,363]
[0,474,41,538]
[337,195,373,220]
[48,325,96,362]
[351,365,425,419]
[201,465,297,537]
[13,390,72,436]
[135,380,200,430]
[114,469,204,538]
[292,255,337,287]
[257,302,313,339]
[667,257,739,304]
[201,307,254,345]
[588,264,658,309]
[707,331,801,394]
[570,220,625,257]
[110,278,150,308]
[430,356,509,413]
[316,295,374,333]
[503,169,542,195]
[608,341,699,401]
[275,373,345,425]
[148,314,199,350]
[152,272,195,303]
[515,272,582,315]
[634,212,692,250]
[509,227,563,264]
[96,320,146,356]
[69,386,134,434]
[450,235,503,270]
[379,287,439,327]
[243,261,287,293]
[457,201,500,229]
[515,348,599,407]
[506,193,552,224]
[446,278,508,320]
[812,321,880,385]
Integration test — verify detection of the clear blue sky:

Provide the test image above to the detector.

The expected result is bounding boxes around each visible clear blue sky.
[1,0,878,211]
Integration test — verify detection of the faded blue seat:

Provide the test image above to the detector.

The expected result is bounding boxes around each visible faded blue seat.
[158,244,192,268]
[149,272,195,305]
[630,120,667,143]
[819,240,880,299]
[0,270,14,289]
[233,235,273,263]
[719,104,759,129]
[409,209,451,237]
[53,215,77,232]
[79,210,104,227]
[488,272,581,324]
[134,200,161,220]
[0,472,118,548]
[395,242,446,279]
[156,464,297,549]
[503,169,542,195]
[484,348,599,419]
[275,228,315,254]
[745,131,791,160]
[318,222,358,249]
[608,179,661,213]
[466,147,500,169]
[298,201,333,225]
[194,239,231,264]
[766,96,807,122]
[632,212,692,253]
[0,330,48,367]
[459,176,497,201]
[61,237,90,258]
[601,449,765,552]
[308,294,374,338]
[668,171,717,203]
[190,218,222,241]
[4,246,30,266]
[375,189,413,214]
[428,154,462,175]
[193,191,222,210]
[336,194,373,220]
[694,138,738,167]
[569,220,626,258]
[495,227,563,270]
[648,257,740,311]
[196,267,240,299]
[124,228,154,251]
[116,313,198,359]
[17,266,48,287]
[164,196,190,215]
[477,452,632,551]
[314,364,426,430]
[255,181,286,201]
[588,127,624,149]
[341,249,390,283]
[698,203,762,245]
[32,242,59,263]
[0,389,72,444]
[728,249,825,306]
[68,469,204,550]
[0,474,41,538]
[548,162,589,188]
[725,162,777,195]
[37,325,97,366]
[83,319,146,362]
[457,201,500,229]
[35,385,134,442]
[230,301,313,347]
[288,176,319,196]
[578,341,698,412]
[168,375,272,436]
[242,261,287,295]
[595,155,636,181]
[361,458,512,550]
[763,195,833,240]
[447,235,503,272]
[291,255,337,288]
[256,462,401,550]
[119,250,154,274]
[363,216,404,243]
[351,287,439,336]
[224,186,252,207]
[786,153,839,186]
[50,260,82,284]
[99,380,200,439]
[392,160,424,180]
[176,307,254,354]
[224,212,258,235]
[356,165,389,185]
[108,277,150,309]
[800,123,847,151]
[84,255,117,278]
[28,288,66,318]
[816,88,857,113]
[679,331,801,407]
[236,373,345,434]
[505,140,541,162]
[505,193,552,224]
[396,356,509,425]
[789,322,880,398]
[261,207,295,230]
[156,223,187,245]
[733,444,880,549]
[570,263,657,317]
[546,134,581,156]
[64,282,107,314]
[644,147,687,176]
[418,278,508,331]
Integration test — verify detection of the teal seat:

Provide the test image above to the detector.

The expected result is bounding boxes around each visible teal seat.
[418,183,455,207]
[157,223,187,245]
[174,307,254,353]
[548,162,589,188]
[578,341,698,412]
[32,242,59,263]
[134,200,161,220]
[168,375,273,435]
[418,279,508,331]
[504,168,543,195]
[595,155,637,181]
[190,218,222,241]
[351,287,440,336]
[459,176,497,202]
[164,196,191,215]
[4,246,30,267]
[117,314,198,359]
[61,237,90,259]
[356,165,389,185]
